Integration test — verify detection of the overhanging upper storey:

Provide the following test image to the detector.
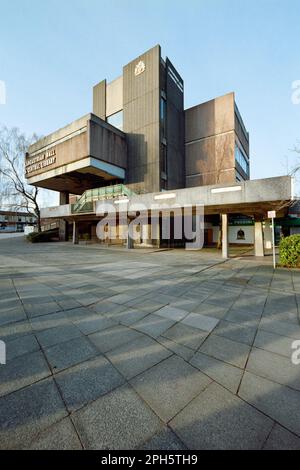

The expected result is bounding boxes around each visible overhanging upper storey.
[25,113,127,194]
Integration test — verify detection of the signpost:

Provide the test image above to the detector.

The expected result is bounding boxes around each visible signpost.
[268,211,276,269]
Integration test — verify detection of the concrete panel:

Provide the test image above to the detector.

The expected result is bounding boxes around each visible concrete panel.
[123,45,161,193]
[106,76,123,117]
[93,80,106,120]
[185,93,235,143]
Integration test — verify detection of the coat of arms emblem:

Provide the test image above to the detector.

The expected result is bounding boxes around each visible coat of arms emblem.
[134,61,146,76]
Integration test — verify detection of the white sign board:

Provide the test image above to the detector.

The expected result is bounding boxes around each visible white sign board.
[268,210,276,219]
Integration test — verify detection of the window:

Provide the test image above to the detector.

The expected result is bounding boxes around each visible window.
[160,97,167,139]
[235,144,249,177]
[160,143,167,176]
[107,110,123,131]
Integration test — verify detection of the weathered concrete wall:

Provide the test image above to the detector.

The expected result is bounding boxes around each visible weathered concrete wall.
[123,45,161,193]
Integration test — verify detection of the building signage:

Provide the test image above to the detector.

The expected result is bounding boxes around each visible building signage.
[134,61,146,76]
[25,148,56,175]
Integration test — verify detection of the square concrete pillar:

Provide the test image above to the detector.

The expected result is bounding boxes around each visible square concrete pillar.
[221,213,228,259]
[59,220,68,242]
[72,221,79,245]
[254,221,265,257]
[59,191,69,205]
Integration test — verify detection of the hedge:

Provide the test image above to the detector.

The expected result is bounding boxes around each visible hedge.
[279,234,300,268]
[26,228,59,243]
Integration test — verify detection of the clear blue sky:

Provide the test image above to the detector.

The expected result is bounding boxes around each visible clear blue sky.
[1,0,300,182]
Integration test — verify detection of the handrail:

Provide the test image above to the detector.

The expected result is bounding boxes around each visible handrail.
[72,184,136,214]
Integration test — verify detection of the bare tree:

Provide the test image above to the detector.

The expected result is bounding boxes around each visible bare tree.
[0,126,42,232]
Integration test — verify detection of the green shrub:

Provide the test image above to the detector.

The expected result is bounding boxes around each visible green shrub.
[26,229,58,243]
[279,234,300,268]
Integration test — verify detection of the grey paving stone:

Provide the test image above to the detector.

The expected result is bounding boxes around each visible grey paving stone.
[213,319,257,345]
[44,336,99,373]
[181,312,219,332]
[263,423,300,450]
[170,381,273,450]
[0,306,26,326]
[7,333,40,361]
[239,371,300,436]
[259,317,300,340]
[0,378,68,449]
[169,298,200,312]
[163,322,208,350]
[24,301,61,317]
[72,384,162,449]
[130,355,211,422]
[132,314,175,339]
[140,428,186,450]
[155,305,189,322]
[106,335,172,380]
[190,352,243,393]
[191,302,229,319]
[246,347,300,391]
[0,320,32,342]
[0,350,51,397]
[225,307,261,324]
[73,314,115,335]
[29,417,82,450]
[199,334,251,368]
[36,323,82,348]
[254,329,294,358]
[89,325,143,353]
[55,355,125,411]
[157,336,195,362]
[30,311,69,331]
[117,307,151,326]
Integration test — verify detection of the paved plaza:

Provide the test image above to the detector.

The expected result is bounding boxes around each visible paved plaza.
[0,236,300,449]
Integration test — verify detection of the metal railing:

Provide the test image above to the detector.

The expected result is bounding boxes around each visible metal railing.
[71,184,136,214]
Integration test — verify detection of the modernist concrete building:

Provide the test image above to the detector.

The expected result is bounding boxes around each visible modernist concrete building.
[25,45,293,257]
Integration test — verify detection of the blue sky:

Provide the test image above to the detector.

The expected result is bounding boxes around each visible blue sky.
[1,0,300,189]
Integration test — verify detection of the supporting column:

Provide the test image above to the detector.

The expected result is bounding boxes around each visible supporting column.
[254,221,265,257]
[59,192,69,241]
[72,220,79,245]
[221,213,229,259]
[263,221,272,250]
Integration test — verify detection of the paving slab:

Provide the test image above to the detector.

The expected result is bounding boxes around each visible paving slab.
[190,352,243,393]
[213,319,257,345]
[155,305,189,322]
[263,423,300,450]
[72,384,162,449]
[140,428,186,450]
[181,312,219,332]
[88,325,143,354]
[130,355,211,422]
[132,314,175,339]
[7,333,40,361]
[170,381,273,449]
[0,350,51,397]
[254,329,294,358]
[0,378,68,449]
[55,355,125,411]
[29,417,82,450]
[246,347,300,391]
[106,335,172,380]
[259,317,300,340]
[162,322,208,350]
[239,371,300,436]
[199,334,251,368]
[157,336,194,362]
[36,323,82,348]
[30,311,69,331]
[44,336,99,373]
[0,306,27,327]
[73,314,115,335]
[24,301,61,317]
